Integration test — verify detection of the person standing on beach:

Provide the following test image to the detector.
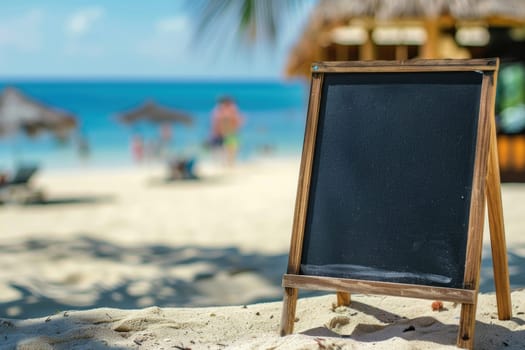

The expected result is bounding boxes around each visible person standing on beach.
[210,96,244,165]
[131,135,145,163]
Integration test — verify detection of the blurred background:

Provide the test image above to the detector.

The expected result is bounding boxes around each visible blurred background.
[0,1,314,171]
[1,0,525,178]
[1,0,524,320]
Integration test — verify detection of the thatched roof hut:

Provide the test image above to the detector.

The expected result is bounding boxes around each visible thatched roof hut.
[285,0,525,78]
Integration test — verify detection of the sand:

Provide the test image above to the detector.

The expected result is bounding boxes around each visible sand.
[1,157,525,349]
[3,292,525,349]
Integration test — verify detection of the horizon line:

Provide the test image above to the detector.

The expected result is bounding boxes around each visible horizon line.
[0,75,306,84]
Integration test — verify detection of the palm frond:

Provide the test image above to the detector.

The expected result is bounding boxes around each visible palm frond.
[187,0,306,46]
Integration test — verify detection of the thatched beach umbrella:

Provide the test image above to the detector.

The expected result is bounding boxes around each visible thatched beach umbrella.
[118,101,194,161]
[118,101,193,126]
[0,87,77,140]
[0,87,77,168]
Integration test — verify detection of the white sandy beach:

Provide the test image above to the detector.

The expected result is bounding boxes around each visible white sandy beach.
[1,157,525,349]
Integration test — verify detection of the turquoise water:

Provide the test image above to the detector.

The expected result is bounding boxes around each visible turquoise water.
[0,80,308,169]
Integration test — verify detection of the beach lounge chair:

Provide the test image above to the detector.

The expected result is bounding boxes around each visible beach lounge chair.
[4,165,39,185]
[167,157,198,181]
[0,164,43,204]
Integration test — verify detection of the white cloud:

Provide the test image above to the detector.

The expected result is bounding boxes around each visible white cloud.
[155,16,189,34]
[137,15,191,61]
[66,7,105,37]
[64,7,106,57]
[0,9,44,52]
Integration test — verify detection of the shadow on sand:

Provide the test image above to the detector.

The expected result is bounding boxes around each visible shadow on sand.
[0,237,524,320]
[0,236,325,319]
[301,300,525,349]
[0,237,524,348]
[24,195,114,206]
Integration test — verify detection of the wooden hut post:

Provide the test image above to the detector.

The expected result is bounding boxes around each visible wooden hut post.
[395,45,409,60]
[421,19,439,58]
[359,26,375,61]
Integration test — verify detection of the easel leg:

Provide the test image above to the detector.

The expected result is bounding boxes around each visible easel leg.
[487,120,512,320]
[280,287,298,336]
[336,292,351,306]
[457,302,478,349]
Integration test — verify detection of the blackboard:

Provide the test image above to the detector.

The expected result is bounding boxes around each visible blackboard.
[300,72,482,288]
[280,60,511,349]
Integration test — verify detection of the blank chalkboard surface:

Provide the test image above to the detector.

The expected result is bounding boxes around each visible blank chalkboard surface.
[301,72,482,288]
[280,59,512,349]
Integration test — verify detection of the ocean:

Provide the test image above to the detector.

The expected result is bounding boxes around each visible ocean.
[0,80,309,170]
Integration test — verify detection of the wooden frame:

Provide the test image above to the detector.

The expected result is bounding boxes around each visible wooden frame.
[280,59,511,350]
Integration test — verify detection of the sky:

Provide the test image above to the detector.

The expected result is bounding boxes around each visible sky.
[0,0,315,80]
